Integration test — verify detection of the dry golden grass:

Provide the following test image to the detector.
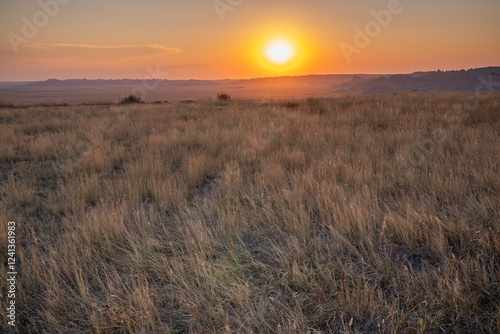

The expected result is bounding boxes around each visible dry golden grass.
[0,93,499,333]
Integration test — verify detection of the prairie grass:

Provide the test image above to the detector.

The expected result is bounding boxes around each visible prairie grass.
[0,93,499,333]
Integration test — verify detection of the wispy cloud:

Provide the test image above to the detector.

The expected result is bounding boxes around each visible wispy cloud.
[25,43,182,62]
[28,43,181,52]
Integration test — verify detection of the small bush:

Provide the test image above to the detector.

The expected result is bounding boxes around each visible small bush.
[280,101,300,109]
[120,95,142,104]
[217,93,231,102]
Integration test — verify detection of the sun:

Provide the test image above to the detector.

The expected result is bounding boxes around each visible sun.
[248,27,310,74]
[264,40,296,65]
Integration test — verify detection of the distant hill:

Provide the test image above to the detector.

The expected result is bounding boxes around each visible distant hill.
[4,67,498,94]
[0,74,374,104]
[0,67,498,105]
[335,67,500,94]
[7,74,372,89]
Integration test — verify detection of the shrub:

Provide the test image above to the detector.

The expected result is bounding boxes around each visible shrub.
[280,101,300,109]
[120,95,143,104]
[217,93,231,102]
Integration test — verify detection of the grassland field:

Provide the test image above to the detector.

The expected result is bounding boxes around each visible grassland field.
[0,92,499,333]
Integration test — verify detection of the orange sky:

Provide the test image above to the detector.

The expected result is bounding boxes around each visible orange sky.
[1,0,499,81]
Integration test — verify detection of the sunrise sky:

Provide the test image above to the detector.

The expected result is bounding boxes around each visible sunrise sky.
[1,0,499,81]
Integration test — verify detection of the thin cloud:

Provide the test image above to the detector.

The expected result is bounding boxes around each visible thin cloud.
[25,43,182,62]
[27,43,182,54]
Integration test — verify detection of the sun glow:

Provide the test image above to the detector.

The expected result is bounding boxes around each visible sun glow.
[245,26,314,75]
[265,41,295,65]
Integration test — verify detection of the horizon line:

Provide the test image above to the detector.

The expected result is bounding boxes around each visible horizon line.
[1,65,499,83]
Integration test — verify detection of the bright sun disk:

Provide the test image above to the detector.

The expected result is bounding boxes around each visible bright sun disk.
[265,41,295,65]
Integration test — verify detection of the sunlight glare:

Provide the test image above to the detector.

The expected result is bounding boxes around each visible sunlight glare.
[265,41,295,65]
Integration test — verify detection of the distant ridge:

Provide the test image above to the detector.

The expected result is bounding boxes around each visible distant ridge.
[336,67,500,94]
[6,74,371,89]
[3,67,499,94]
[1,67,498,104]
